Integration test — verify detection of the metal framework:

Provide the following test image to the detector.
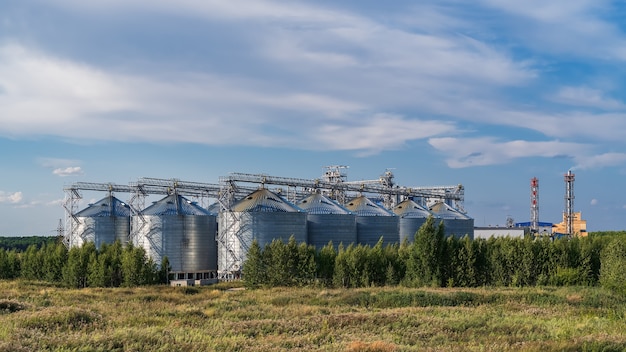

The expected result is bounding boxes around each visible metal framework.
[62,167,466,281]
[219,168,465,211]
[530,177,539,232]
[564,170,575,236]
[63,179,223,247]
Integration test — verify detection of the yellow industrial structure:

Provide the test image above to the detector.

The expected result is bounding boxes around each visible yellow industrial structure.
[552,211,587,237]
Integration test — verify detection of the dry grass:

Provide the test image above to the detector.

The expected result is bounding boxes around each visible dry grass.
[0,280,625,351]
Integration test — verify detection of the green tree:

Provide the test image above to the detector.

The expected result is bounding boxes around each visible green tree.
[42,243,67,283]
[121,243,149,287]
[242,240,265,288]
[405,216,445,287]
[63,242,96,288]
[296,242,317,286]
[333,243,349,287]
[21,244,43,280]
[599,239,626,293]
[316,241,336,287]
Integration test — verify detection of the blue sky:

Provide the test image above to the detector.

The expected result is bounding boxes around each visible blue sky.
[1,0,625,236]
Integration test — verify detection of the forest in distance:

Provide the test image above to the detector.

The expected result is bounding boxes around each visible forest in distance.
[1,217,625,293]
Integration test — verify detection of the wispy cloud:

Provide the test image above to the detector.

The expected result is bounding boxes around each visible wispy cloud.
[0,0,625,165]
[0,191,23,204]
[572,152,626,170]
[428,137,589,168]
[52,166,84,177]
[550,86,624,110]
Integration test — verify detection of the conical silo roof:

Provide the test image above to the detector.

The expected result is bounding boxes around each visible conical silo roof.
[143,194,210,216]
[345,196,394,216]
[429,202,470,220]
[207,201,222,215]
[231,188,301,212]
[76,195,130,217]
[297,193,352,215]
[393,199,431,218]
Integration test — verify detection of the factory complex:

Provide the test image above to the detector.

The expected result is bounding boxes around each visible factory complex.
[63,167,472,283]
[62,166,585,285]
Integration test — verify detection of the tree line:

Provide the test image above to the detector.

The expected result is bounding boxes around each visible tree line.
[0,241,169,288]
[0,236,60,251]
[243,217,626,293]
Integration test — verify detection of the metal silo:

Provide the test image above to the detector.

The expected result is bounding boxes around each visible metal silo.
[344,195,399,247]
[218,188,307,275]
[135,194,217,278]
[73,194,130,248]
[429,201,474,239]
[297,192,357,250]
[393,199,431,243]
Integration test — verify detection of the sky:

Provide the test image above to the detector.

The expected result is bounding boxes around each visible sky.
[1,0,626,236]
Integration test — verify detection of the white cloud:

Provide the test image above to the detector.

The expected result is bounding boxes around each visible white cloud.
[551,86,624,110]
[0,191,23,204]
[53,166,84,177]
[572,153,626,170]
[0,1,624,160]
[428,137,589,168]
[480,0,626,60]
[590,199,599,206]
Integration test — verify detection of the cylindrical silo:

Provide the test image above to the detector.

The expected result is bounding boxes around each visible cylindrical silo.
[297,193,357,250]
[393,199,432,243]
[344,195,399,247]
[218,188,307,275]
[429,201,474,239]
[73,194,130,248]
[135,194,217,277]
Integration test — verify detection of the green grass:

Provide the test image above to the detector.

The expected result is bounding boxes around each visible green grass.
[0,280,625,351]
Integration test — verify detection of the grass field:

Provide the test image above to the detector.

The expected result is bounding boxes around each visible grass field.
[0,281,625,351]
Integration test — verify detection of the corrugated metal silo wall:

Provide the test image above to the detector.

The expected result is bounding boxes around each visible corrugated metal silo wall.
[217,211,307,272]
[356,216,399,247]
[442,218,475,239]
[306,213,357,250]
[398,217,427,243]
[75,216,130,248]
[160,215,217,273]
[249,212,308,247]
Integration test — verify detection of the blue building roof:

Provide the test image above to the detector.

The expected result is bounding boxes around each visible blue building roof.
[515,221,554,227]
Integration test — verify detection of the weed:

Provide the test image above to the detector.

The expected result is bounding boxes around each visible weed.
[0,300,27,313]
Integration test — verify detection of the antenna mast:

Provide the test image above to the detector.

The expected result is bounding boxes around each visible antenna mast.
[564,170,575,236]
[530,177,539,233]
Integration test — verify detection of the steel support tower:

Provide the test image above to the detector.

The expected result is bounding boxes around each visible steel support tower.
[530,177,539,232]
[564,170,575,236]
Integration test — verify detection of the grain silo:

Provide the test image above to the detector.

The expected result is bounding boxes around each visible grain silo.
[429,201,474,239]
[297,192,357,250]
[73,194,130,248]
[135,193,218,280]
[218,188,307,275]
[344,195,399,247]
[393,199,431,243]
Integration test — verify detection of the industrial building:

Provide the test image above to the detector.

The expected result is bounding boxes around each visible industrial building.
[62,168,472,281]
[345,195,399,247]
[428,202,474,239]
[72,194,130,248]
[552,212,587,237]
[134,193,218,282]
[296,193,357,250]
[218,188,308,275]
[393,199,431,243]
